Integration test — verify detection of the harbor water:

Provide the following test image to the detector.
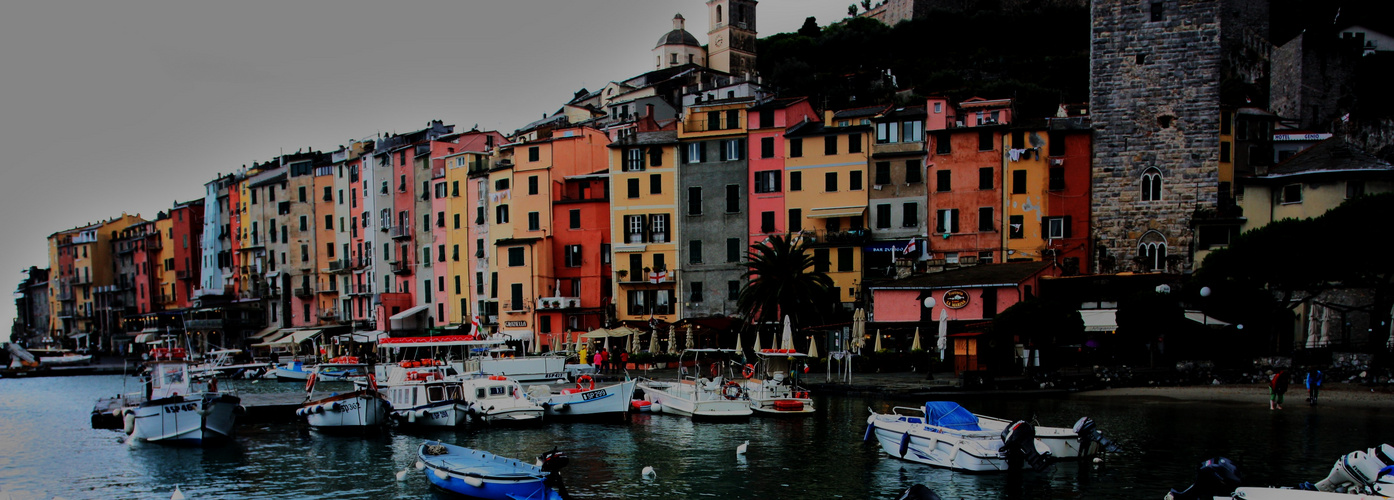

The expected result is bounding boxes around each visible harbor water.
[2,374,1393,499]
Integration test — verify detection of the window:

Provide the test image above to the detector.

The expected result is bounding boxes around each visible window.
[688,187,703,215]
[789,138,803,158]
[754,171,781,193]
[454,213,461,229]
[935,132,951,154]
[690,282,704,303]
[876,122,896,144]
[902,203,918,228]
[728,281,741,301]
[508,247,524,267]
[1045,217,1071,239]
[1150,1,1164,21]
[1280,184,1303,204]
[653,253,666,272]
[824,172,838,192]
[685,142,705,163]
[758,110,774,128]
[874,162,891,185]
[936,209,960,234]
[299,186,307,202]
[600,243,611,264]
[760,211,775,233]
[789,209,802,232]
[495,178,509,191]
[527,212,540,231]
[727,238,740,263]
[937,170,952,192]
[1049,131,1066,157]
[824,135,838,155]
[689,240,703,264]
[650,214,669,243]
[650,174,662,195]
[569,209,581,229]
[760,137,775,158]
[875,204,891,229]
[1139,241,1167,271]
[510,284,524,310]
[299,216,308,231]
[1049,167,1065,191]
[789,171,802,191]
[979,207,995,232]
[1220,142,1231,163]
[814,249,830,273]
[901,121,924,143]
[1348,180,1366,199]
[1008,214,1023,239]
[528,146,540,162]
[565,245,582,267]
[722,139,744,161]
[496,204,509,224]
[905,160,922,184]
[1221,111,1233,136]
[850,170,863,191]
[1012,170,1027,194]
[726,185,740,213]
[528,175,538,195]
[627,178,640,199]
[848,134,862,154]
[624,148,645,172]
[1141,169,1163,201]
[476,206,486,224]
[978,131,994,151]
[452,181,459,197]
[624,215,645,243]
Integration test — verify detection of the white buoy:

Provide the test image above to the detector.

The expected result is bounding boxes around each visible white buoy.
[641,466,656,478]
[736,440,749,456]
[170,485,186,500]
[434,469,449,480]
[123,411,137,435]
[1093,457,1103,464]
[650,403,663,414]
[395,469,408,481]
[415,460,425,470]
[462,476,484,487]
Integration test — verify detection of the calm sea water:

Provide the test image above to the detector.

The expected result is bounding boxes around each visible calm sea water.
[2,374,1392,499]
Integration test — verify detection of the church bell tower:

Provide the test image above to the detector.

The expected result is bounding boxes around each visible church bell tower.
[706,0,757,76]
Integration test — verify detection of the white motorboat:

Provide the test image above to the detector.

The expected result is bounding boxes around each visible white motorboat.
[1165,451,1394,499]
[527,376,637,420]
[459,374,545,424]
[376,360,470,427]
[29,348,92,366]
[121,347,242,445]
[188,349,272,379]
[637,348,752,419]
[297,363,391,430]
[866,402,1064,472]
[273,360,314,380]
[378,335,568,383]
[738,349,816,415]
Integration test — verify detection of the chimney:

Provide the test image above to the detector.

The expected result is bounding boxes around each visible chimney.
[645,104,655,118]
[824,110,834,123]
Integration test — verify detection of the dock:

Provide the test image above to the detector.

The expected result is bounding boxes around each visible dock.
[91,392,310,429]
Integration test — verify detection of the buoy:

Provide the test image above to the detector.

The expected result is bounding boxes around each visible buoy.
[736,440,749,455]
[553,403,568,412]
[651,403,663,414]
[462,476,484,488]
[408,411,417,424]
[123,411,136,435]
[415,460,425,470]
[433,469,449,480]
[395,469,408,481]
[641,466,656,478]
[170,485,185,500]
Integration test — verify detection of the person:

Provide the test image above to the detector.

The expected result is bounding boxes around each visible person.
[598,349,609,375]
[620,349,630,371]
[1269,370,1289,410]
[1306,368,1323,406]
[592,349,603,373]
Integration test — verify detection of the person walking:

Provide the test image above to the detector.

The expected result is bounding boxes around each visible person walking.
[1306,368,1323,406]
[592,349,604,374]
[1269,370,1289,410]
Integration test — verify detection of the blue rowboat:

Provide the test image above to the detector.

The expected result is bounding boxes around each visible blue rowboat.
[418,441,569,500]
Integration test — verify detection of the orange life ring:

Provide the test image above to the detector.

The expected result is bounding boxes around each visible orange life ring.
[721,380,744,400]
[305,373,317,392]
[742,364,756,379]
[576,375,595,391]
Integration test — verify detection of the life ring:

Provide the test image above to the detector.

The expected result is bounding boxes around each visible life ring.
[710,363,722,377]
[721,381,744,400]
[305,373,317,392]
[741,364,756,379]
[576,375,595,391]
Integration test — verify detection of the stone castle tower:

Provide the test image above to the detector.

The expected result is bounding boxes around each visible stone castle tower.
[706,0,758,76]
[1089,0,1268,274]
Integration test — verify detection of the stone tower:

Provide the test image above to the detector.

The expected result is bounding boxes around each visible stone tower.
[706,0,757,76]
[1088,0,1268,274]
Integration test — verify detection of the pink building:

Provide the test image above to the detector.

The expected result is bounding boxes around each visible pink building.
[746,97,819,239]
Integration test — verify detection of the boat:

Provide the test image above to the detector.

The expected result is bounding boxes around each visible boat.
[458,373,545,424]
[526,376,637,420]
[1165,452,1394,499]
[737,349,816,415]
[418,441,570,500]
[377,335,568,383]
[377,359,471,426]
[277,357,366,382]
[636,348,753,419]
[296,363,391,430]
[121,347,242,445]
[273,360,314,380]
[28,347,93,366]
[188,349,272,379]
[866,401,1069,472]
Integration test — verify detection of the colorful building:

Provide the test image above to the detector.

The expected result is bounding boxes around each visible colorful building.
[925,97,1011,266]
[783,110,873,308]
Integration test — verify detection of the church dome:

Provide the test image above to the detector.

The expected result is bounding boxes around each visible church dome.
[656,14,702,48]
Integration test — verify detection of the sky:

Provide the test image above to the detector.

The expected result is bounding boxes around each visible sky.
[0,0,857,329]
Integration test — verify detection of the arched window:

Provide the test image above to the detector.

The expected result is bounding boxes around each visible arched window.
[1137,231,1168,271]
[716,5,723,23]
[1141,168,1162,201]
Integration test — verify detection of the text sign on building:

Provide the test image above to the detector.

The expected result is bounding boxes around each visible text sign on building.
[942,289,970,309]
[503,321,527,328]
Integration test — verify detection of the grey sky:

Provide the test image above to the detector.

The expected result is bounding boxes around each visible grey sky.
[0,0,855,327]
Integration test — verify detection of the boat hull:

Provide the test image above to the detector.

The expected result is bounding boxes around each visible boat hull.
[542,379,637,419]
[392,401,470,427]
[302,391,390,429]
[638,380,752,418]
[750,397,817,415]
[129,393,241,445]
[867,413,1012,472]
[419,442,563,500]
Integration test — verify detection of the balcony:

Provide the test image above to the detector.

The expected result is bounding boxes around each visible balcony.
[176,269,194,280]
[348,284,373,296]
[293,287,313,298]
[353,257,370,270]
[389,225,411,240]
[156,293,176,305]
[147,239,163,251]
[56,308,75,319]
[71,274,92,285]
[327,259,351,274]
[185,318,223,330]
[318,308,340,320]
[536,297,581,310]
[799,228,872,246]
[316,286,340,295]
[390,260,411,275]
[56,291,75,301]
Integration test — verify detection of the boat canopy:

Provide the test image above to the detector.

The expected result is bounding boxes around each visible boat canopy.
[924,402,982,431]
[378,335,505,348]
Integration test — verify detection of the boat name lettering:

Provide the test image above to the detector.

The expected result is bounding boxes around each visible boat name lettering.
[580,390,605,401]
[340,402,360,412]
[164,403,198,414]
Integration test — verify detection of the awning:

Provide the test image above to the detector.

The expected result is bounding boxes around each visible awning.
[499,330,534,342]
[334,331,387,343]
[378,335,503,348]
[1184,311,1230,327]
[579,326,643,339]
[249,325,281,340]
[1080,309,1118,332]
[250,329,321,348]
[68,332,90,339]
[135,333,161,344]
[807,207,867,219]
[389,304,432,330]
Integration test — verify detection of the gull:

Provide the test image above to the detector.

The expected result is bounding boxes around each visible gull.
[396,469,409,481]
[641,466,656,478]
[171,486,186,500]
[736,440,749,456]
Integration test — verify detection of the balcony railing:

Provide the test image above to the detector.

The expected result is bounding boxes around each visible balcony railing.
[293,287,313,298]
[389,225,411,240]
[799,228,872,246]
[71,274,92,285]
[536,297,581,310]
[318,308,339,320]
[390,260,411,274]
[327,259,351,273]
[348,284,373,295]
[176,269,194,280]
[316,286,339,294]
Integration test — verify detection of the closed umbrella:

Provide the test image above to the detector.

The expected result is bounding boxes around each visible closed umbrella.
[852,308,867,352]
[734,330,742,354]
[806,335,819,358]
[910,327,922,351]
[752,328,763,353]
[937,308,949,361]
[781,315,795,351]
[648,328,660,354]
[686,324,695,351]
[873,328,882,352]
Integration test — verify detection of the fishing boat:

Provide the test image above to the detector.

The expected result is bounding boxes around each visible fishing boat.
[296,363,391,430]
[377,335,568,383]
[737,349,815,415]
[121,347,242,445]
[636,348,752,419]
[866,402,1069,472]
[418,441,570,500]
[277,356,366,382]
[526,376,637,420]
[1165,452,1394,499]
[458,373,545,424]
[377,359,470,426]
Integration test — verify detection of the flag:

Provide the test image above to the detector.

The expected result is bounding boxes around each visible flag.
[648,270,668,284]
[902,238,917,255]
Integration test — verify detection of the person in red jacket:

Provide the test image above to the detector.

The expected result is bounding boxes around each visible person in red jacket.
[1269,370,1289,410]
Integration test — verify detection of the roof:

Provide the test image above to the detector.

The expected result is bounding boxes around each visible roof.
[833,105,889,120]
[656,25,701,48]
[870,261,1052,290]
[874,105,927,121]
[608,130,679,148]
[1263,139,1394,178]
[748,97,809,111]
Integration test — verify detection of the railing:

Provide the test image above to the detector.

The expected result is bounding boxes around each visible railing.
[799,228,872,246]
[71,274,92,285]
[56,291,74,301]
[147,239,163,250]
[390,260,411,274]
[318,308,339,320]
[293,287,313,298]
[348,284,372,295]
[536,297,581,310]
[176,270,194,280]
[327,259,351,273]
[317,285,339,294]
[389,225,411,240]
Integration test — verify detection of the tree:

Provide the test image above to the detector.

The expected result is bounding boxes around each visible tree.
[1116,291,1184,367]
[798,17,821,38]
[849,4,858,16]
[736,235,835,347]
[862,0,872,10]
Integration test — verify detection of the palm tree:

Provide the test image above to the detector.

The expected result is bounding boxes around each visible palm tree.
[736,235,835,347]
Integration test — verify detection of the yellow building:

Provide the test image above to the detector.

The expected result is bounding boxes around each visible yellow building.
[444,150,488,326]
[610,128,679,325]
[1002,129,1049,260]
[782,116,870,305]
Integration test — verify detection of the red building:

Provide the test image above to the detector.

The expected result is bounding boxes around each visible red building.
[545,174,612,347]
[925,97,1011,264]
[1043,120,1092,274]
[168,199,204,309]
[745,97,819,240]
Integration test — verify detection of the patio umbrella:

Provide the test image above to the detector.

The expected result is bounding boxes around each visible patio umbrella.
[872,328,882,352]
[910,327,922,351]
[752,328,763,353]
[552,332,561,353]
[631,331,641,353]
[851,308,866,352]
[648,328,660,354]
[937,308,949,361]
[781,315,795,351]
[807,336,819,358]
[734,330,742,353]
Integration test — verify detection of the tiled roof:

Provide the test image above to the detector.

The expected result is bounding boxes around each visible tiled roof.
[870,261,1051,289]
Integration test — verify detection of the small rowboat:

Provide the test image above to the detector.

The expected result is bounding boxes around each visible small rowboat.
[418,441,570,500]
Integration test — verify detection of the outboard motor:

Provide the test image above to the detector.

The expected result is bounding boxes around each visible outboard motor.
[1001,420,1052,471]
[538,448,571,499]
[1372,465,1394,496]
[896,484,942,500]
[1166,457,1242,500]
[1073,416,1121,458]
[1299,448,1388,493]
